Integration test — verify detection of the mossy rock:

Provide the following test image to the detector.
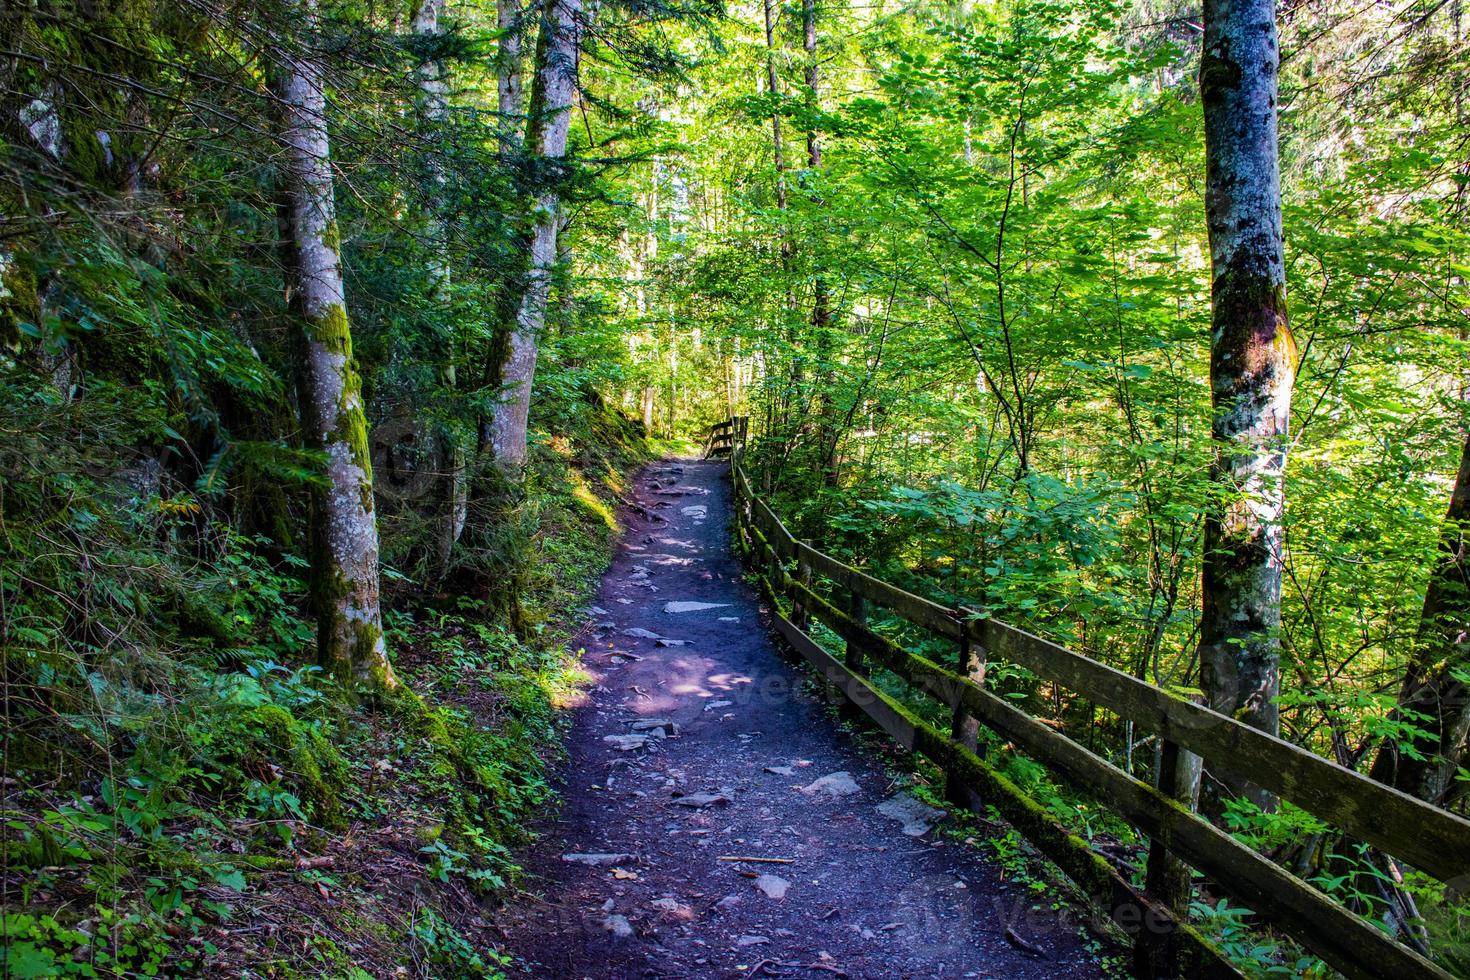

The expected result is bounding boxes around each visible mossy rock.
[205,703,350,828]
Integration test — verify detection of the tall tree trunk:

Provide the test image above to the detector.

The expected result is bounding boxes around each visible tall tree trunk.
[483,0,582,470]
[276,0,396,688]
[641,385,655,433]
[802,0,837,486]
[412,0,467,579]
[1197,0,1293,753]
[762,0,788,220]
[497,0,525,147]
[1369,431,1470,805]
[762,0,798,435]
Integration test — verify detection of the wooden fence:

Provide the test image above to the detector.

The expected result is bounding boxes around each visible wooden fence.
[703,416,745,459]
[718,421,1470,980]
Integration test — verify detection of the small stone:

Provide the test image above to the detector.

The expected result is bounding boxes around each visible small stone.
[630,718,677,735]
[715,894,743,911]
[586,605,610,616]
[673,790,733,808]
[622,627,665,640]
[650,898,694,920]
[736,935,770,947]
[753,874,790,899]
[681,505,708,517]
[800,772,860,798]
[704,700,733,712]
[562,853,633,866]
[604,734,654,752]
[764,765,795,776]
[718,616,740,622]
[876,795,947,836]
[662,601,731,614]
[603,914,633,938]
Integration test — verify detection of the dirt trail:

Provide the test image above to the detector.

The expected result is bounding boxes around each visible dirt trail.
[496,460,1101,979]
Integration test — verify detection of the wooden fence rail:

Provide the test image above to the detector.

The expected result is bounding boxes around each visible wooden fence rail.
[717,423,1469,980]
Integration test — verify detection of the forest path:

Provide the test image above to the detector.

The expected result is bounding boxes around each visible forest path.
[495,459,1100,979]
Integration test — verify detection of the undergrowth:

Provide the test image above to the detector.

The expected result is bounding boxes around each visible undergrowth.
[1,388,649,977]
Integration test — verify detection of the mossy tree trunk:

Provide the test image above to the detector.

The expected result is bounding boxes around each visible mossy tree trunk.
[276,0,396,689]
[1197,0,1294,763]
[484,0,582,471]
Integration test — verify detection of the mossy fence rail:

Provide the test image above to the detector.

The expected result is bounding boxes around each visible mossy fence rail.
[705,416,1470,980]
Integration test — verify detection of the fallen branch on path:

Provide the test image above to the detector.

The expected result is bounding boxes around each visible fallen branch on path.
[1004,925,1047,958]
[717,855,793,864]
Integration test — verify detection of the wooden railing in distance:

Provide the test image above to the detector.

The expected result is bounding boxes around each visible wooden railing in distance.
[714,423,1470,980]
[702,415,745,459]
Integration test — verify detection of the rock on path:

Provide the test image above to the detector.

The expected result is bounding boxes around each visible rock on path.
[495,459,1102,979]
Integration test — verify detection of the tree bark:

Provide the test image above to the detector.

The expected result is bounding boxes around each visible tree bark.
[497,0,526,147]
[762,0,788,218]
[1197,0,1293,750]
[802,0,837,485]
[276,0,396,688]
[1369,430,1470,805]
[484,0,582,471]
[412,0,468,579]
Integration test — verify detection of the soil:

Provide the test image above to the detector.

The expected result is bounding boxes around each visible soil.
[495,459,1104,979]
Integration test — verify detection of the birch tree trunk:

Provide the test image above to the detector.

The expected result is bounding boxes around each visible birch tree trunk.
[412,0,467,579]
[1197,0,1293,749]
[1369,431,1470,805]
[483,0,580,471]
[497,0,525,147]
[277,0,395,688]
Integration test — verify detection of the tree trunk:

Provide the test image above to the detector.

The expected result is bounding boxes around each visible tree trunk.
[762,0,799,436]
[762,0,788,219]
[497,0,526,147]
[1369,430,1470,805]
[412,0,467,579]
[1197,0,1293,753]
[484,0,582,471]
[802,0,837,486]
[641,385,655,433]
[276,0,396,688]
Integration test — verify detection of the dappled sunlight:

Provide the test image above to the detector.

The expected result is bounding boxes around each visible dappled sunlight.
[569,470,618,531]
[707,672,754,691]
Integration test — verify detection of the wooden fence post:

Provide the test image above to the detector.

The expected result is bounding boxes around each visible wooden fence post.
[792,541,813,631]
[1135,717,1203,978]
[945,609,988,811]
[837,589,870,724]
[845,590,869,675]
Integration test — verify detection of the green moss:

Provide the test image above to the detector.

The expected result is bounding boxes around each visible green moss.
[230,704,349,827]
[319,219,342,255]
[0,254,40,349]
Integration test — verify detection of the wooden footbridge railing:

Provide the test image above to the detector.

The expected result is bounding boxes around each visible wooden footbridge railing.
[715,420,1469,980]
[703,415,745,458]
